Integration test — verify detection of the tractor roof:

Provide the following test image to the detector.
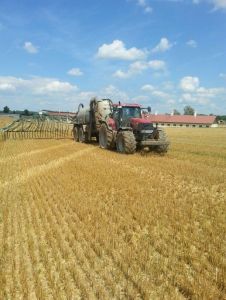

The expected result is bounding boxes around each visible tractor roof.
[113,103,141,108]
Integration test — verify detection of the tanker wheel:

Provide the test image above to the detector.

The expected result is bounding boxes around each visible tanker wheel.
[99,124,114,149]
[73,126,79,142]
[155,130,169,153]
[78,127,85,143]
[116,131,136,154]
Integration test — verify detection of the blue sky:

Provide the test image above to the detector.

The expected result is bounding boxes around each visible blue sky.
[0,0,226,114]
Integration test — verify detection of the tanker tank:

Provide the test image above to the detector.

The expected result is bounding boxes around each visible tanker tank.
[76,108,90,124]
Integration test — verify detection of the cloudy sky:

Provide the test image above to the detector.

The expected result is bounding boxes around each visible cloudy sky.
[0,0,226,114]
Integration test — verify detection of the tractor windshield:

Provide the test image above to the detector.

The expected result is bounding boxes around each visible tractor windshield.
[122,107,141,119]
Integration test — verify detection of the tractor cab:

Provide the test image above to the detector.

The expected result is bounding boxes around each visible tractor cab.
[112,103,143,128]
[112,103,153,130]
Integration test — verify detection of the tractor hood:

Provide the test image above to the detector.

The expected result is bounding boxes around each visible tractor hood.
[130,118,154,130]
[130,117,152,126]
[130,117,153,124]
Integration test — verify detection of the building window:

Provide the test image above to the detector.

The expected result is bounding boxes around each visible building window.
[192,124,196,127]
[186,124,189,127]
[199,125,202,128]
[173,124,177,126]
[180,124,183,127]
[161,123,164,126]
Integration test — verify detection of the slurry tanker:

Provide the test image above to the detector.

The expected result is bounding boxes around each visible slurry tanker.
[72,98,169,154]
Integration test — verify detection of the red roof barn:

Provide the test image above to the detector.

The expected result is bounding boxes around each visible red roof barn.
[146,114,217,128]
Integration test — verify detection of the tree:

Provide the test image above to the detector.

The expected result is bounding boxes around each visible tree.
[23,109,30,116]
[184,105,195,115]
[3,106,10,113]
[173,109,180,115]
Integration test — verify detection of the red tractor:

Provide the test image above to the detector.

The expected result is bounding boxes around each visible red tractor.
[72,98,169,154]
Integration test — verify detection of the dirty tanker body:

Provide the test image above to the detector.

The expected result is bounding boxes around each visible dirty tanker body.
[72,98,169,154]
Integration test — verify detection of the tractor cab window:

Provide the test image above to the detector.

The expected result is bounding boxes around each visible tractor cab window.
[122,107,141,119]
[113,109,120,120]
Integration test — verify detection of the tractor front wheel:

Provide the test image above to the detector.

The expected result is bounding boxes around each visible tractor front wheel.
[116,131,136,154]
[155,130,169,153]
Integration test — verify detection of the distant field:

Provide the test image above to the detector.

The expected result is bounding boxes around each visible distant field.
[0,128,225,299]
[0,116,13,128]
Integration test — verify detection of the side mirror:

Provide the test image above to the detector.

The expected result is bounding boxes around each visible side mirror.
[147,106,151,113]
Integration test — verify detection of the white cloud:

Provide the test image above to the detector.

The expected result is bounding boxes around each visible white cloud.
[114,60,166,78]
[113,70,130,79]
[167,99,176,105]
[46,81,75,92]
[0,76,28,90]
[97,40,146,60]
[0,76,94,111]
[181,93,210,105]
[152,38,173,53]
[152,90,170,99]
[196,86,226,97]
[219,73,226,79]
[141,85,175,104]
[137,0,153,13]
[211,0,226,10]
[144,6,153,13]
[131,95,149,102]
[77,91,95,100]
[149,60,166,70]
[180,76,226,101]
[23,41,39,54]
[141,84,155,91]
[180,76,200,92]
[67,68,83,76]
[0,76,78,95]
[36,80,77,94]
[0,83,16,91]
[186,39,197,48]
[100,85,129,102]
[114,61,148,78]
[161,81,175,90]
[193,0,226,10]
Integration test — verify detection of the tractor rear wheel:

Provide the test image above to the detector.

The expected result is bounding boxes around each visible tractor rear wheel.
[99,124,114,149]
[73,126,79,142]
[116,131,136,154]
[156,130,169,153]
[78,127,85,143]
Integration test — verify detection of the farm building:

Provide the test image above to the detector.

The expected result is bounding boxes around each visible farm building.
[147,114,217,128]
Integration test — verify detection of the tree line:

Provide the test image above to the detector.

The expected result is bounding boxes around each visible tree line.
[1,106,35,116]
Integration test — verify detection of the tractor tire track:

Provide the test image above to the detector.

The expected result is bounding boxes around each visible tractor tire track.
[0,141,73,164]
[0,147,94,189]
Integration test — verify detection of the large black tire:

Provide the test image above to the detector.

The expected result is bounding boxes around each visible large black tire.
[78,127,85,143]
[73,126,79,142]
[116,131,136,154]
[99,124,114,149]
[156,130,169,153]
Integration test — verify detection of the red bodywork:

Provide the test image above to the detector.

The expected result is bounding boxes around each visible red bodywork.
[130,117,153,126]
[108,104,153,130]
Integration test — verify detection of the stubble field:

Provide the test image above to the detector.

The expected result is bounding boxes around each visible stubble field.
[0,128,225,299]
[0,116,14,128]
